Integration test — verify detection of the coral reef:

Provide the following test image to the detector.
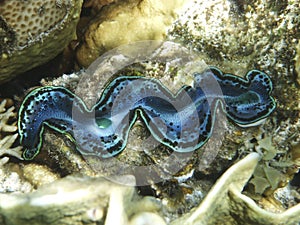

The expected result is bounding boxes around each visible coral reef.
[0,0,83,83]
[18,36,300,223]
[1,0,300,224]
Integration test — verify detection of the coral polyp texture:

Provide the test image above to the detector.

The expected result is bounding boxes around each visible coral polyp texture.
[0,0,83,83]
[1,1,67,47]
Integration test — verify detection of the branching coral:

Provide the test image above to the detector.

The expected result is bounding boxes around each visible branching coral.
[0,100,17,132]
[0,99,22,160]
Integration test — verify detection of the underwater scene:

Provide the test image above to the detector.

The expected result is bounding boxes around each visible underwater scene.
[0,0,299,224]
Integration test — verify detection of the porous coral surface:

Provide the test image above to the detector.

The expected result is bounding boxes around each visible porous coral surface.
[0,0,83,83]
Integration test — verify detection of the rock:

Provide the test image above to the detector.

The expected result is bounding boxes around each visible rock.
[0,0,83,84]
